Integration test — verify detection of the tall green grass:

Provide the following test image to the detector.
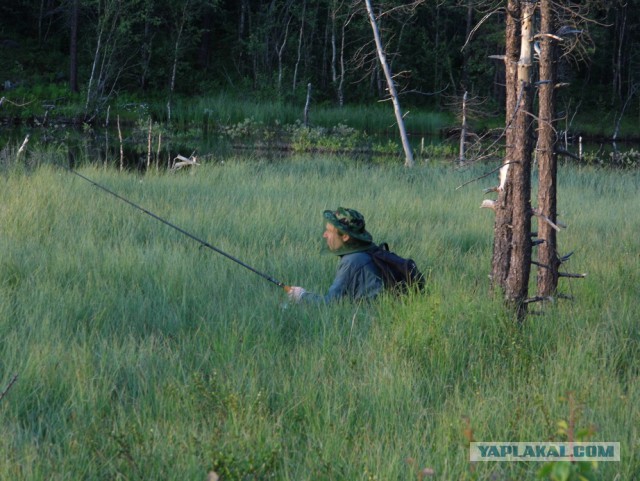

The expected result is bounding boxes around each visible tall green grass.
[0,158,638,480]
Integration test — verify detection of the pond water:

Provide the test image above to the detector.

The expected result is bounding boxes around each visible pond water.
[1,123,638,170]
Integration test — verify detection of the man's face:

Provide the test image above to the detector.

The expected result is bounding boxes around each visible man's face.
[323,222,349,251]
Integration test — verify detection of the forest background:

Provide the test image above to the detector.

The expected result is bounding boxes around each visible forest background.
[1,0,640,143]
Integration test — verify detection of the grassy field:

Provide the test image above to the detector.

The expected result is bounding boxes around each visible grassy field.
[0,154,638,480]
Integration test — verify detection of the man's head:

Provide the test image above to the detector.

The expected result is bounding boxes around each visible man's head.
[322,207,372,251]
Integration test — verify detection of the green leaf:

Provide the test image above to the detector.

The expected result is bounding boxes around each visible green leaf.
[557,419,569,436]
[537,463,554,478]
[551,461,571,481]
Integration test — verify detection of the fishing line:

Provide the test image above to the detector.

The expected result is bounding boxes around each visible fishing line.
[63,165,289,290]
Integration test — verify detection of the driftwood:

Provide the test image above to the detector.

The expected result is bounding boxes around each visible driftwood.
[171,152,199,170]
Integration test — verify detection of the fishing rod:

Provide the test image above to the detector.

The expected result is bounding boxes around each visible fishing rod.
[63,165,290,292]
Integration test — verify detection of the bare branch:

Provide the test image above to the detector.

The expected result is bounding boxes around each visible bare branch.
[461,8,504,52]
[524,296,555,304]
[400,84,450,97]
[377,0,428,19]
[532,260,551,269]
[0,374,18,402]
[0,97,35,108]
[559,251,574,263]
[533,209,565,231]
[559,272,586,279]
[556,148,581,161]
[456,160,519,191]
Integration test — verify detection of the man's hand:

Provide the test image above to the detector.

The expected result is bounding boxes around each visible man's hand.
[286,286,306,302]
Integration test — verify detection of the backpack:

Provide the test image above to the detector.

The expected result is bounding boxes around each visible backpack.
[369,242,425,294]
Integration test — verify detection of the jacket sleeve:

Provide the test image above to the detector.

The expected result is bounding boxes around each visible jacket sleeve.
[300,254,382,303]
[300,258,351,303]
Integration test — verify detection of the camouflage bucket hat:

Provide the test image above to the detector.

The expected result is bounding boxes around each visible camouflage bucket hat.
[323,207,373,243]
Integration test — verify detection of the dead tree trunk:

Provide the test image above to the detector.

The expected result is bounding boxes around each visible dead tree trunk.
[487,0,585,315]
[505,0,535,317]
[536,0,561,296]
[292,0,307,94]
[363,0,415,167]
[490,0,535,318]
[491,0,520,292]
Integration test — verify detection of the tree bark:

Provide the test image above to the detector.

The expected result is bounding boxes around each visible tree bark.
[363,0,414,167]
[490,0,536,319]
[505,0,535,317]
[491,0,520,292]
[536,0,561,296]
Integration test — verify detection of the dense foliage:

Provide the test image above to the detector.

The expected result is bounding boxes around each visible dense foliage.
[1,0,639,127]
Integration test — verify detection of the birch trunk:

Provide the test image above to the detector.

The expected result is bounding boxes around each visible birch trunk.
[292,0,307,93]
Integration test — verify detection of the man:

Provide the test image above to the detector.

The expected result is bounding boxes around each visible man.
[287,207,383,303]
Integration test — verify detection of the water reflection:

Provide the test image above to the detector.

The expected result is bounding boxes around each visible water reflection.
[1,123,639,170]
